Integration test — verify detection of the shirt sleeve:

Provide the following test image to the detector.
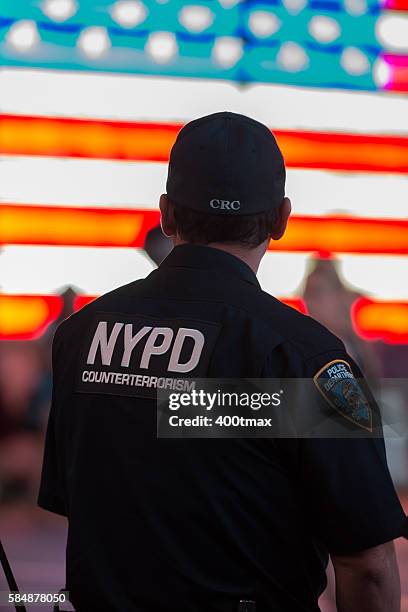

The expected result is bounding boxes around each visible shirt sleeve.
[37,325,67,516]
[299,350,408,554]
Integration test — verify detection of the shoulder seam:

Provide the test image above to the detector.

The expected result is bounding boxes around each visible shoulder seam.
[283,338,346,367]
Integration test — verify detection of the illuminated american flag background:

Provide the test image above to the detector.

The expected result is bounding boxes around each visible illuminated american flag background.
[0,0,408,343]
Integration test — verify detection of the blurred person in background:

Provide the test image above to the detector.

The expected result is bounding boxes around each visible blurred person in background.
[143,225,172,266]
[0,341,44,505]
[0,288,77,507]
[302,257,382,381]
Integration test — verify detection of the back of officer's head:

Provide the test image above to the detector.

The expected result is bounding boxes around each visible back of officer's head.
[161,112,290,249]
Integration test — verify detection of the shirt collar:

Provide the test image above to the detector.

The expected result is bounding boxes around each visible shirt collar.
[159,244,260,289]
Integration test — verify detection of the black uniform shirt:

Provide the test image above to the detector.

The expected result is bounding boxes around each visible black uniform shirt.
[39,244,407,612]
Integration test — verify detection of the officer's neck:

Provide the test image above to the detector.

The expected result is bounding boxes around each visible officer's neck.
[174,238,267,274]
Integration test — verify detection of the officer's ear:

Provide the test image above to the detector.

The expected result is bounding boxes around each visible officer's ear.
[159,194,177,238]
[270,197,291,240]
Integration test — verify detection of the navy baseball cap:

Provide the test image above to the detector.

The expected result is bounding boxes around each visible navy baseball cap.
[166,111,286,216]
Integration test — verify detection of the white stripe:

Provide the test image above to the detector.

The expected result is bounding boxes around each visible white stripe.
[0,157,164,208]
[2,156,407,219]
[1,68,408,135]
[258,252,309,297]
[339,254,408,300]
[0,246,155,295]
[1,246,407,300]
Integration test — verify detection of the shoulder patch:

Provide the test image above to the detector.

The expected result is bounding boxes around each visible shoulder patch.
[313,359,372,431]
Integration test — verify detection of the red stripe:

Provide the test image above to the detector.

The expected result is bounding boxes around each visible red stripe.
[2,294,407,344]
[2,114,408,173]
[2,205,408,254]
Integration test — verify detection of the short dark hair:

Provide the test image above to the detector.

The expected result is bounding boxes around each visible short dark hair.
[172,203,280,248]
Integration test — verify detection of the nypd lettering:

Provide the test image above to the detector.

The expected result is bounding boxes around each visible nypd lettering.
[76,313,221,399]
[313,359,372,431]
[209,199,241,211]
[86,322,205,373]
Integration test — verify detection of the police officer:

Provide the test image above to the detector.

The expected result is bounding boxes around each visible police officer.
[39,112,407,612]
